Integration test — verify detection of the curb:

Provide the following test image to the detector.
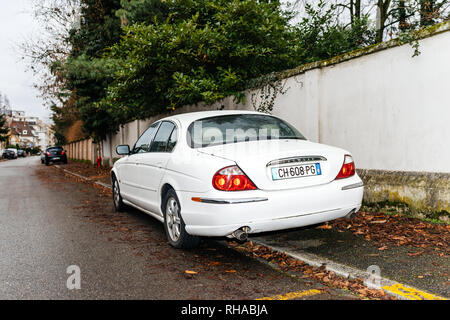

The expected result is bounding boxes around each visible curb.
[54,165,112,189]
[53,165,447,301]
[251,238,448,301]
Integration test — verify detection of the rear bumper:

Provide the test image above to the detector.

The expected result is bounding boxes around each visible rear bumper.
[47,156,67,162]
[178,175,364,237]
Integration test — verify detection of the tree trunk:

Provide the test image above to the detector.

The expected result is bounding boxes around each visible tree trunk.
[354,0,361,20]
[375,0,391,43]
[349,0,361,25]
[399,0,407,32]
[350,0,354,25]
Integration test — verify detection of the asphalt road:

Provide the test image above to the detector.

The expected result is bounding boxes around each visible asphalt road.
[0,157,357,300]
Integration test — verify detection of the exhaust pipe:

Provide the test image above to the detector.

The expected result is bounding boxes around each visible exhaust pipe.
[232,227,250,241]
[345,209,356,219]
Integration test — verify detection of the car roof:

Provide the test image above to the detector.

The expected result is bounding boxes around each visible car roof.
[162,110,268,126]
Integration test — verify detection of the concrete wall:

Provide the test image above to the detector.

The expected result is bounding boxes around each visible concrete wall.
[251,27,450,217]
[64,137,96,164]
[264,30,450,174]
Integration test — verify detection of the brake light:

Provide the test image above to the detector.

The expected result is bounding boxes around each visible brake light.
[61,151,65,155]
[46,152,51,156]
[335,155,355,179]
[212,165,257,191]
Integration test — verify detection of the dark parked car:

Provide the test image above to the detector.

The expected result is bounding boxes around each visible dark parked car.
[17,149,26,157]
[42,147,67,165]
[2,149,17,159]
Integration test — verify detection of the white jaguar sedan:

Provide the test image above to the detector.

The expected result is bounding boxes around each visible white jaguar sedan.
[111,110,363,248]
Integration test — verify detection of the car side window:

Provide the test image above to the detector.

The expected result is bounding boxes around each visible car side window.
[149,121,176,153]
[166,127,178,152]
[133,122,160,154]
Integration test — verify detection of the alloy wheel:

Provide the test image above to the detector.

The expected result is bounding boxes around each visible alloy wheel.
[166,197,181,242]
[113,180,120,208]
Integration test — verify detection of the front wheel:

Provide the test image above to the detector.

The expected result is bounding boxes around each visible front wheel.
[112,177,126,212]
[163,189,200,249]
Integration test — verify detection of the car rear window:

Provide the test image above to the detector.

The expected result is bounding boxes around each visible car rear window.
[187,114,306,148]
[47,147,62,152]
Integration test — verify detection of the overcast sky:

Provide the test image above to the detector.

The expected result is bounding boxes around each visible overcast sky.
[0,0,51,122]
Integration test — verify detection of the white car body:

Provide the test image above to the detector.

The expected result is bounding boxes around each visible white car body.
[112,110,363,241]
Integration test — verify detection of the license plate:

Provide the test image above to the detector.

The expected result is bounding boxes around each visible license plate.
[271,163,321,181]
[53,157,60,160]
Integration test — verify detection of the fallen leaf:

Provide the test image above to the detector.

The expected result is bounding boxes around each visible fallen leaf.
[378,246,388,251]
[185,270,198,275]
[408,251,425,257]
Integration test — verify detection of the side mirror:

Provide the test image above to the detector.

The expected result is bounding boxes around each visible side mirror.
[116,145,130,155]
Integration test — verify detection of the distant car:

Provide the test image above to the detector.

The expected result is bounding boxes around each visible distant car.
[43,147,67,165]
[40,151,45,163]
[2,148,18,159]
[17,150,26,157]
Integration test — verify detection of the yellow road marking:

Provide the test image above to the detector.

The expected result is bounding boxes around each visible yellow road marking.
[382,283,448,300]
[257,289,322,300]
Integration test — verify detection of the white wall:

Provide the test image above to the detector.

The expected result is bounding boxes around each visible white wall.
[268,30,450,173]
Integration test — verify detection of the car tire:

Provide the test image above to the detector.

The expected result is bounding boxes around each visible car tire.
[112,176,126,212]
[45,160,49,166]
[163,189,200,249]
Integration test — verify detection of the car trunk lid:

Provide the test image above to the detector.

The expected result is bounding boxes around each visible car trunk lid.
[198,140,346,191]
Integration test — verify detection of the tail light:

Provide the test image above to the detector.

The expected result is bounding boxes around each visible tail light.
[335,155,355,179]
[212,165,257,191]
[46,152,51,156]
[61,151,65,155]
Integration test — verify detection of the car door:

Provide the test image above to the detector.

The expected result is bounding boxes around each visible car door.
[119,121,160,204]
[136,121,178,214]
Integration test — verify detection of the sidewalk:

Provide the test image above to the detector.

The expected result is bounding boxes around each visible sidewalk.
[252,211,449,299]
[58,161,111,185]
